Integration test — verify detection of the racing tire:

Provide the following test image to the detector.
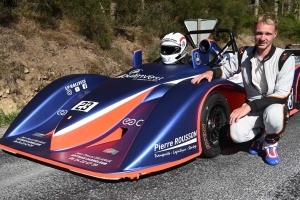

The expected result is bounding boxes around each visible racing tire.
[199,92,230,158]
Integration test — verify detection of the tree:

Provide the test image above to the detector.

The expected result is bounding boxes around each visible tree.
[3,0,17,7]
[275,0,278,15]
[295,0,300,20]
[255,0,259,15]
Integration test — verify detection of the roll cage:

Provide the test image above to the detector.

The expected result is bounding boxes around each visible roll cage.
[185,29,238,68]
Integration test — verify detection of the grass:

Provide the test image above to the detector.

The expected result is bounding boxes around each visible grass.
[0,108,19,127]
[146,40,161,62]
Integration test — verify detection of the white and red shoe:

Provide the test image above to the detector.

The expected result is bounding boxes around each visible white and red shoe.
[263,141,280,165]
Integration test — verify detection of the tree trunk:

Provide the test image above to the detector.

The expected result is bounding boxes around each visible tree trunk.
[255,0,259,15]
[110,2,117,20]
[141,0,144,10]
[297,0,300,20]
[287,0,291,12]
[274,0,278,15]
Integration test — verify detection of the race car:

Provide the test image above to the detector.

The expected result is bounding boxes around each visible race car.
[0,29,300,180]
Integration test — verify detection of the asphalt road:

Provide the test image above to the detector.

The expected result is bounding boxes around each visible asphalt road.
[1,115,300,200]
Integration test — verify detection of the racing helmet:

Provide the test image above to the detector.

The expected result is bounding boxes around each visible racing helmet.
[160,32,188,64]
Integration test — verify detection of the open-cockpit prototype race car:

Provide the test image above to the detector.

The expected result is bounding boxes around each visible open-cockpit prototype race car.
[1,28,300,180]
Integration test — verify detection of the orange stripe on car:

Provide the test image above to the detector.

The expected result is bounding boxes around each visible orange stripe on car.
[86,127,123,148]
[45,129,55,136]
[50,88,153,150]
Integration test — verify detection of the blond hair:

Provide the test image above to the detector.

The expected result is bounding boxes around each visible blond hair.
[254,12,278,30]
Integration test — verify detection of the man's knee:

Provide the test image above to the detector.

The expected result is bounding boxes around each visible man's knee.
[264,104,287,134]
[230,124,259,143]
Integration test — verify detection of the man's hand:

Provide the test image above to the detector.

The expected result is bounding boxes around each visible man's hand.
[230,104,251,124]
[191,70,214,84]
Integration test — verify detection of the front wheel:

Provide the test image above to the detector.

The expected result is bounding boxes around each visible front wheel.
[199,92,230,158]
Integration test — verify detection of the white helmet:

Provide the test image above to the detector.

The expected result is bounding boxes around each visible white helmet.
[160,32,188,64]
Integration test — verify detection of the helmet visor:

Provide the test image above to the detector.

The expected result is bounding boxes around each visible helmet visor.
[161,46,181,55]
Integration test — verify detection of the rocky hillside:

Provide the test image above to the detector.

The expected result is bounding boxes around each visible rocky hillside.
[0,20,155,114]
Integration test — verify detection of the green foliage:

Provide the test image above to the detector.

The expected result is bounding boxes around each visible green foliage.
[28,0,63,29]
[66,0,113,49]
[0,109,19,127]
[115,0,182,38]
[278,13,300,42]
[114,0,143,26]
[1,0,300,50]
[0,3,21,26]
[177,0,247,36]
[147,41,161,62]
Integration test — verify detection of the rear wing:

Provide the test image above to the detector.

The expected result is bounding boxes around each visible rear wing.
[184,19,218,48]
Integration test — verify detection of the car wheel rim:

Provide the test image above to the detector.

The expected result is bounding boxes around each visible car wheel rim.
[207,105,226,147]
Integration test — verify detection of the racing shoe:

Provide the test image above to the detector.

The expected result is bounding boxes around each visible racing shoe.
[263,141,280,165]
[248,139,264,155]
[248,130,266,155]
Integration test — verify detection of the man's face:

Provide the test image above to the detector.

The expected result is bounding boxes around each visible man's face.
[254,22,277,53]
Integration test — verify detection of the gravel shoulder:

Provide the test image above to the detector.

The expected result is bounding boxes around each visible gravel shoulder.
[0,126,8,137]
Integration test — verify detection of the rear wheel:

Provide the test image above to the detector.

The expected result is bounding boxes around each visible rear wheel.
[199,92,230,158]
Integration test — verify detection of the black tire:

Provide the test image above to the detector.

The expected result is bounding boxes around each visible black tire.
[199,92,230,158]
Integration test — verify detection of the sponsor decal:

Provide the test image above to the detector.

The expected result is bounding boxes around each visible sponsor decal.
[75,87,80,92]
[194,51,201,65]
[66,89,72,95]
[130,69,142,74]
[32,133,46,137]
[57,109,68,115]
[116,69,164,82]
[239,46,245,55]
[287,88,294,110]
[69,152,112,167]
[153,130,197,158]
[71,101,99,112]
[281,52,288,61]
[161,37,178,44]
[103,148,119,155]
[122,118,144,126]
[65,79,88,95]
[154,152,171,158]
[13,137,46,147]
[201,124,210,149]
[181,40,186,48]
